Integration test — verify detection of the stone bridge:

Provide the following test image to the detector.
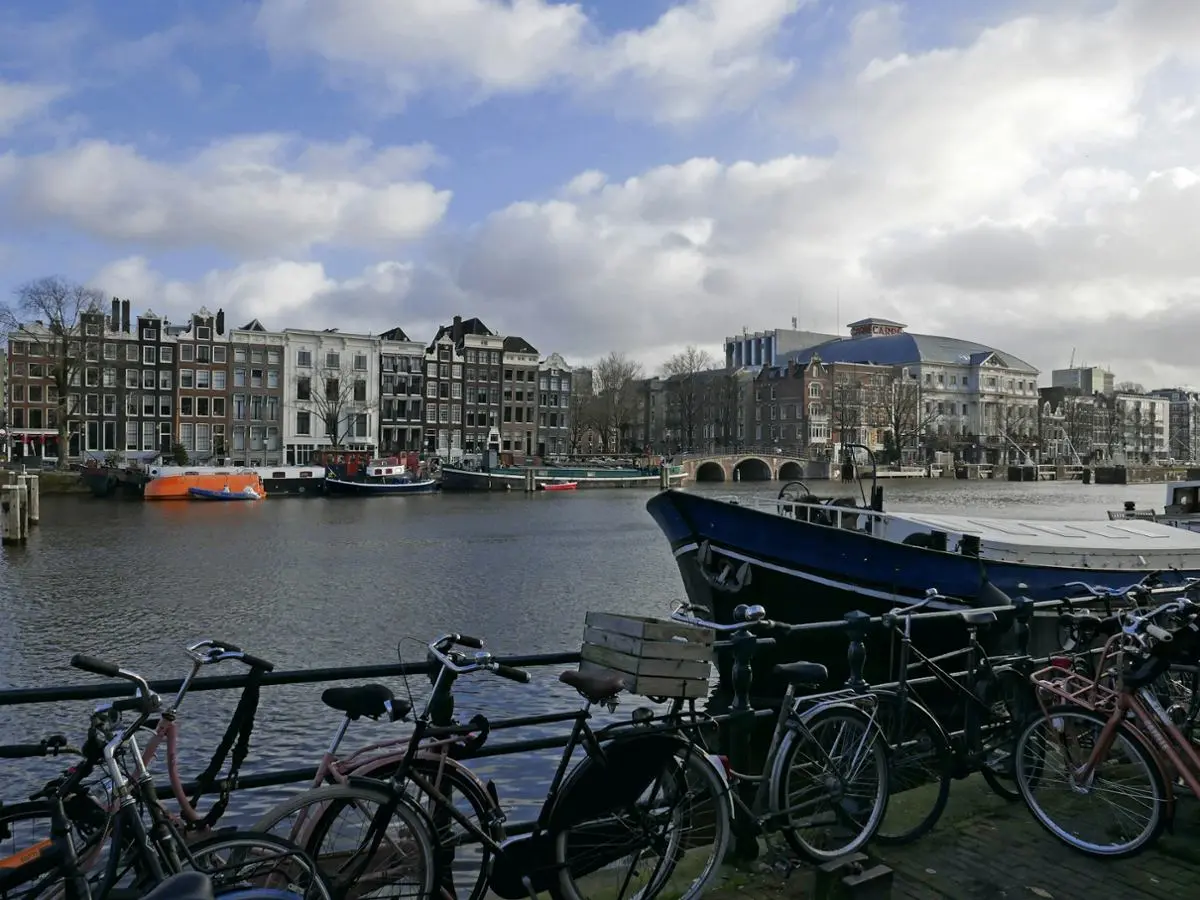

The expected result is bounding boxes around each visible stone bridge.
[679,453,826,482]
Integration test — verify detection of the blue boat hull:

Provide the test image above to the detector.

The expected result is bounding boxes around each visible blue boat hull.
[645,489,1200,693]
[188,488,260,502]
[325,477,439,496]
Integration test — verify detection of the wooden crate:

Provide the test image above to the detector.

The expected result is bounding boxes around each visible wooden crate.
[578,612,715,700]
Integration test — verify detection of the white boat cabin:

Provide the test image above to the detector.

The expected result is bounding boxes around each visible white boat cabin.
[366,457,410,478]
[773,496,1200,570]
[1107,479,1200,533]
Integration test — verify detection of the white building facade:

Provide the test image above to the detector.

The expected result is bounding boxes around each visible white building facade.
[1115,392,1170,460]
[282,329,380,464]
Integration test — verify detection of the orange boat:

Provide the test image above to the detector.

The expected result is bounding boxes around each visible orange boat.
[144,472,266,501]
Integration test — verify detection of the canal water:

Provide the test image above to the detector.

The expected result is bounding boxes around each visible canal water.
[0,479,1167,822]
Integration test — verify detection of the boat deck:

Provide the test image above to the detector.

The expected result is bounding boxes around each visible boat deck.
[893,512,1200,551]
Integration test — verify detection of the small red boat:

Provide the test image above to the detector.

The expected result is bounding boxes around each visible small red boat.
[539,481,578,492]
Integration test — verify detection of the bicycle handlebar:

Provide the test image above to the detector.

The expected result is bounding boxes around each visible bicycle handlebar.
[426,636,531,684]
[185,639,275,672]
[70,654,161,716]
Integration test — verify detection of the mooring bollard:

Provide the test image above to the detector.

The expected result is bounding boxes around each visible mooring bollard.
[525,469,536,493]
[15,475,29,536]
[1,484,23,545]
[813,852,894,899]
[26,474,40,526]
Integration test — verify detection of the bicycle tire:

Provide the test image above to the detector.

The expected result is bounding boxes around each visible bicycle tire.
[249,783,437,900]
[354,756,501,900]
[972,668,1034,802]
[1015,706,1167,859]
[182,830,336,900]
[869,691,953,845]
[773,704,889,863]
[552,738,731,900]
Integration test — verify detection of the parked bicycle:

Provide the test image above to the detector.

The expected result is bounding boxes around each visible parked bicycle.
[0,653,332,900]
[1015,595,1200,857]
[253,632,731,900]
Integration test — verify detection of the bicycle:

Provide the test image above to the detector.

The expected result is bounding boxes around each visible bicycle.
[0,653,334,900]
[860,587,1042,845]
[667,602,891,865]
[254,632,732,900]
[1015,596,1200,857]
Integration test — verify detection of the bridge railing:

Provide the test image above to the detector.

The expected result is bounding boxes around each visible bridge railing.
[677,446,810,461]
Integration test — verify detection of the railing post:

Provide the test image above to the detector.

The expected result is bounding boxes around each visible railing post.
[2,484,25,545]
[26,475,40,526]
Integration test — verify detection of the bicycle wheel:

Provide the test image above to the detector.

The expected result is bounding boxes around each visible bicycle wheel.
[774,704,889,863]
[968,668,1030,802]
[553,740,731,900]
[251,783,437,899]
[1015,706,1167,859]
[183,830,335,900]
[359,756,501,900]
[870,692,952,845]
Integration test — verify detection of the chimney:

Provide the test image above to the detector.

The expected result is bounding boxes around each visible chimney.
[787,359,797,378]
[452,314,463,342]
[111,297,120,331]
[121,299,131,333]
[216,309,225,335]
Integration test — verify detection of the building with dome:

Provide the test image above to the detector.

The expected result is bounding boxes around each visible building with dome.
[782,317,1041,457]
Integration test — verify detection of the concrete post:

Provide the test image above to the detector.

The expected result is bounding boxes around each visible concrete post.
[1,485,23,545]
[15,475,29,535]
[525,469,536,493]
[659,466,670,489]
[26,475,40,526]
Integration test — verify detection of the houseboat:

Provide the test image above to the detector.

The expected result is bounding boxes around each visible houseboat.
[145,471,266,501]
[1108,479,1200,533]
[145,463,326,497]
[440,463,685,492]
[325,456,438,496]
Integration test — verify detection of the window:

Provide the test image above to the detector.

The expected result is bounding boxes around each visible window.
[142,394,155,416]
[196,397,210,417]
[325,351,340,369]
[158,422,171,452]
[126,422,139,451]
[142,346,156,364]
[213,397,226,417]
[296,411,311,435]
[10,341,25,355]
[159,395,172,417]
[438,406,449,424]
[197,345,212,363]
[296,377,311,400]
[354,353,367,371]
[142,327,156,341]
[233,395,246,419]
[85,367,99,387]
[159,370,172,390]
[297,349,312,367]
[140,369,153,389]
[233,426,246,451]
[426,381,436,398]
[426,362,436,377]
[180,397,194,416]
[353,379,366,402]
[180,422,194,452]
[439,364,449,379]
[197,326,211,341]
[426,405,436,423]
[250,426,265,450]
[451,406,462,424]
[267,369,279,389]
[251,349,264,364]
[160,346,173,363]
[103,420,116,451]
[85,322,100,337]
[235,347,248,363]
[251,368,263,388]
[250,396,263,420]
[266,426,279,451]
[180,369,195,389]
[233,368,246,387]
[142,421,156,452]
[268,350,280,365]
[213,370,226,390]
[102,367,117,387]
[451,382,462,400]
[126,393,138,416]
[9,384,23,402]
[103,394,116,416]
[181,344,194,362]
[85,394,99,415]
[325,378,340,401]
[452,364,462,379]
[354,413,368,437]
[266,397,279,421]
[103,343,117,360]
[196,369,211,389]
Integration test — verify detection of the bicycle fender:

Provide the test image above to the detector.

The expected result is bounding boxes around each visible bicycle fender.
[547,732,710,831]
[340,774,441,833]
[869,689,952,753]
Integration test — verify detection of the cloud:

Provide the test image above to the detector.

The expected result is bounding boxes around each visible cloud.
[255,0,805,123]
[1,135,451,256]
[89,256,437,338]
[0,79,65,135]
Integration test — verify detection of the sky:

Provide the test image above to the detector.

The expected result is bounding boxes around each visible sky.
[1,0,1199,386]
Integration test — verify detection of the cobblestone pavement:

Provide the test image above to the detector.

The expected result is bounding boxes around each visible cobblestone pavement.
[705,776,1200,899]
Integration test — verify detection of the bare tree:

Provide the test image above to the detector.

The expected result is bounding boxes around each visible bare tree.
[701,371,743,450]
[594,351,643,452]
[661,346,715,451]
[1114,381,1145,395]
[295,362,370,449]
[878,377,938,463]
[1100,396,1124,458]
[0,277,104,468]
[829,379,864,448]
[567,383,603,454]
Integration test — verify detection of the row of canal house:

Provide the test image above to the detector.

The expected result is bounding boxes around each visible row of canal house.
[5,304,575,466]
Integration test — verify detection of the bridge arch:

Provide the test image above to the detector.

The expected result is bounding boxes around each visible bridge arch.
[734,457,772,481]
[778,460,804,481]
[694,461,726,482]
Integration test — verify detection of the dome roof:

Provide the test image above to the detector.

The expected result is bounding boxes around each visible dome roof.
[783,332,1038,375]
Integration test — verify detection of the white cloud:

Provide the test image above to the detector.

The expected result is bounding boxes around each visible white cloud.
[90,256,435,338]
[255,0,805,123]
[0,134,451,256]
[0,79,65,135]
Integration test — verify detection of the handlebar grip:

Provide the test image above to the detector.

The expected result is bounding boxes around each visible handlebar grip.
[1146,623,1173,642]
[213,640,244,653]
[455,635,485,649]
[71,654,121,678]
[0,744,51,759]
[238,652,275,672]
[492,664,531,684]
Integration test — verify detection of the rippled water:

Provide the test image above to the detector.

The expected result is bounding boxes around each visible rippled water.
[0,478,1166,823]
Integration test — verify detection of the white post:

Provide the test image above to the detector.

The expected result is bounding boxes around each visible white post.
[15,475,29,536]
[1,485,22,545]
[26,475,40,526]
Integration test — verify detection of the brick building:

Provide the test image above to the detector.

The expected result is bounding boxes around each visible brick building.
[379,327,425,453]
[501,336,539,458]
[229,320,285,466]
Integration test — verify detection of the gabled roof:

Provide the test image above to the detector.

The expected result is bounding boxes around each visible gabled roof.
[380,326,411,342]
[503,335,538,355]
[240,318,267,332]
[429,316,494,349]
